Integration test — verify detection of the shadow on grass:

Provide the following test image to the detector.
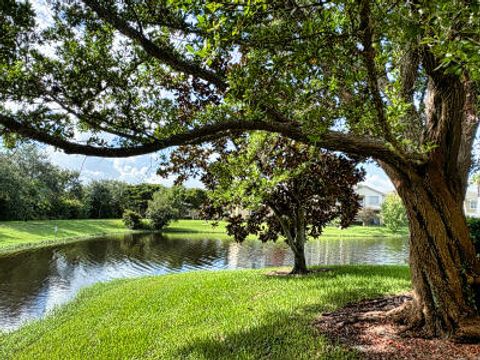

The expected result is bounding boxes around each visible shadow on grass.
[175,266,411,360]
[261,265,410,283]
[175,312,358,360]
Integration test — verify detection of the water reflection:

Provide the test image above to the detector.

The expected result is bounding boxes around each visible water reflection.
[0,233,408,330]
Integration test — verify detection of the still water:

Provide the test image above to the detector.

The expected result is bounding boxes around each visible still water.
[0,232,408,331]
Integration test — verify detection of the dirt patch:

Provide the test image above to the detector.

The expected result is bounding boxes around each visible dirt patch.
[314,295,480,360]
[265,268,332,277]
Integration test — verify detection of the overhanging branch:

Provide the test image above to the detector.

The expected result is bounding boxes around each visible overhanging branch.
[0,113,407,167]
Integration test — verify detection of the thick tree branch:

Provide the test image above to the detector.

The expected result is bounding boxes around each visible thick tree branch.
[422,48,467,191]
[358,0,397,147]
[0,113,406,166]
[46,93,147,142]
[457,77,479,196]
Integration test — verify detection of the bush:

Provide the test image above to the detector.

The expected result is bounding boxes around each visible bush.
[467,217,480,254]
[122,210,143,230]
[380,194,408,232]
[60,198,86,219]
[146,188,180,230]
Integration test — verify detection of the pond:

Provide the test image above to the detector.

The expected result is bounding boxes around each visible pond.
[0,232,408,331]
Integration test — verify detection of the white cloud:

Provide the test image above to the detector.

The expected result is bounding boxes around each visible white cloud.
[112,158,151,183]
[363,174,394,193]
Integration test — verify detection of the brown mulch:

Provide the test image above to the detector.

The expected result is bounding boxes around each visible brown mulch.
[314,295,480,360]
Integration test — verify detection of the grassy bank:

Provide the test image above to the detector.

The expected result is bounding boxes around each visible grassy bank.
[0,219,408,253]
[0,265,411,359]
[0,219,131,252]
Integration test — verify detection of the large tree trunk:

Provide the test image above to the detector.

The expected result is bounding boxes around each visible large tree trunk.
[384,162,480,339]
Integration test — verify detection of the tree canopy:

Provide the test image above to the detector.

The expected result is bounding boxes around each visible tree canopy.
[1,0,477,176]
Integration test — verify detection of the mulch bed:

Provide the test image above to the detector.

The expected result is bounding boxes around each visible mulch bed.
[314,295,480,360]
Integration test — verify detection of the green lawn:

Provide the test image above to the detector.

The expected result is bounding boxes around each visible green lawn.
[0,265,411,360]
[0,218,408,253]
[0,219,129,251]
[165,219,408,238]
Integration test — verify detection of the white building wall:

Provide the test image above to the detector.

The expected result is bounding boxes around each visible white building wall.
[464,191,480,218]
[356,185,385,211]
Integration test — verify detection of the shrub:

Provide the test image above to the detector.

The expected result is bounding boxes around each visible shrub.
[122,210,143,230]
[146,188,180,230]
[380,194,408,232]
[59,198,85,219]
[467,217,480,254]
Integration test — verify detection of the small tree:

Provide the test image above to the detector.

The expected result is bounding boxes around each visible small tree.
[381,194,408,232]
[146,187,181,230]
[203,136,365,274]
[357,208,378,226]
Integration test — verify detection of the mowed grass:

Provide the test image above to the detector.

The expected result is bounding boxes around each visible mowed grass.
[0,218,408,253]
[0,219,128,251]
[0,265,411,360]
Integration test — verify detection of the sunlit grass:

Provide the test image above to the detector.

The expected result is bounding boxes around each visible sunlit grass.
[0,265,411,360]
[0,219,128,250]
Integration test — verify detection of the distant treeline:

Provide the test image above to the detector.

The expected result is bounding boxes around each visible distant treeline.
[0,145,206,221]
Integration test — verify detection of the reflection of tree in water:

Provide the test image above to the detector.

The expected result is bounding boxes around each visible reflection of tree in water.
[0,248,53,314]
[55,233,227,270]
[305,237,408,265]
[226,240,292,269]
[130,233,227,270]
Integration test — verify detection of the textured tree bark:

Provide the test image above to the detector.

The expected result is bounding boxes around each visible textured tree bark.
[290,240,308,275]
[290,208,309,275]
[384,163,480,339]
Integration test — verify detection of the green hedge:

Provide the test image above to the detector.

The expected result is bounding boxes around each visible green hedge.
[467,217,480,254]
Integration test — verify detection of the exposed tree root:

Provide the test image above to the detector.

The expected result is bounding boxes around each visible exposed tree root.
[386,298,425,333]
[454,317,480,343]
[385,297,480,342]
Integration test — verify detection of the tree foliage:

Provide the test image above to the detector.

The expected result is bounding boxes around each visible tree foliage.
[381,194,408,232]
[0,144,83,220]
[357,208,378,227]
[122,209,143,230]
[146,187,182,230]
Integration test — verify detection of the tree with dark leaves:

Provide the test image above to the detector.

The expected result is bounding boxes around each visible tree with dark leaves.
[201,135,365,274]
